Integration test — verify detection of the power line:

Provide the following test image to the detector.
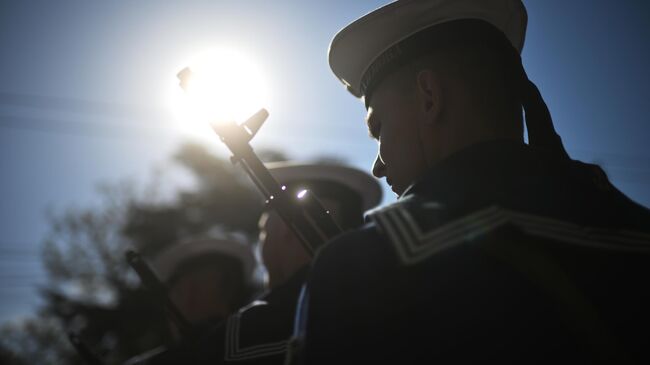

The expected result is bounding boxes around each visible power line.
[1,114,649,184]
[0,275,45,281]
[0,285,40,290]
[0,246,40,253]
[0,91,174,140]
[0,114,171,139]
[1,92,647,157]
[0,91,158,120]
[1,92,650,182]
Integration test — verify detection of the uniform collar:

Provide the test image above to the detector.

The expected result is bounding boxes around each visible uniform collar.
[397,139,650,232]
[401,140,551,211]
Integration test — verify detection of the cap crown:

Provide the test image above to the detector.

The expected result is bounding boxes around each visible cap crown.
[329,0,527,98]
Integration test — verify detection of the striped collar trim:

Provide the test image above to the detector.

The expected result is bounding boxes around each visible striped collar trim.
[370,205,650,266]
[224,307,289,361]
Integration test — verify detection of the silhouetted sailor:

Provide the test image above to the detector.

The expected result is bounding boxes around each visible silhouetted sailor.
[123,236,260,364]
[259,162,382,290]
[142,163,381,364]
[291,1,650,364]
[153,237,260,336]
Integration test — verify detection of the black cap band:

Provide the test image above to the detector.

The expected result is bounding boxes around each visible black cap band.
[361,18,569,160]
[361,19,518,107]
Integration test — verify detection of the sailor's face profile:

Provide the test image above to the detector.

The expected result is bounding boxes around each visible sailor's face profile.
[166,264,233,339]
[366,69,439,196]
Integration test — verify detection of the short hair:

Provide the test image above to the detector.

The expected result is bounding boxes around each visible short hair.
[367,19,525,137]
[398,41,523,127]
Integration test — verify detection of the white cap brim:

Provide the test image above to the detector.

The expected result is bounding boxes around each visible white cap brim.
[266,162,382,211]
[152,238,256,283]
[329,0,527,98]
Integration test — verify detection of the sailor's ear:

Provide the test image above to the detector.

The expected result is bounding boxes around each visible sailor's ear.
[415,69,442,124]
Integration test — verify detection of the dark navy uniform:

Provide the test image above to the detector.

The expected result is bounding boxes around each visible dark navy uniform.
[125,162,381,365]
[215,268,306,364]
[128,268,306,364]
[295,141,650,364]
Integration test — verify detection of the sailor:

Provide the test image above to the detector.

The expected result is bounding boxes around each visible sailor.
[123,236,260,364]
[259,162,383,290]
[292,0,650,363]
[152,236,260,338]
[146,162,381,364]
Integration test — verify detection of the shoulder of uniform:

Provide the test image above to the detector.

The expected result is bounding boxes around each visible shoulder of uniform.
[368,202,650,267]
[315,219,384,256]
[366,194,444,223]
[223,301,289,361]
[366,196,452,265]
[311,220,394,277]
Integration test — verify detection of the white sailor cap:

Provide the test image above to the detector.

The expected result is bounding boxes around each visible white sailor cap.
[329,0,527,101]
[266,162,382,211]
[152,237,257,284]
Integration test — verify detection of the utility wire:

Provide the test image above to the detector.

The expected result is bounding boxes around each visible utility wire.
[1,110,648,166]
[0,91,158,120]
[0,114,172,139]
[1,92,650,183]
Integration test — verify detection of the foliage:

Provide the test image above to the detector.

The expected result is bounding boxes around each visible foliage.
[0,142,289,364]
[0,318,66,365]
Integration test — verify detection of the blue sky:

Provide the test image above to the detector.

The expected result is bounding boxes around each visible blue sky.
[1,0,649,324]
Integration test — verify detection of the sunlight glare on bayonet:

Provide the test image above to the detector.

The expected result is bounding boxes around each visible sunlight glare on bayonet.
[170,48,270,137]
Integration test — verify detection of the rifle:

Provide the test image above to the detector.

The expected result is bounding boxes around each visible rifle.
[113,250,197,364]
[125,250,194,338]
[118,69,344,365]
[177,67,342,256]
[66,251,188,365]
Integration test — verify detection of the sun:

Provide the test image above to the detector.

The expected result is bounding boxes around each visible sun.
[168,48,270,138]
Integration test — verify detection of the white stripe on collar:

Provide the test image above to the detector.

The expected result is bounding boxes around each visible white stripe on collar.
[370,204,650,266]
[224,308,289,361]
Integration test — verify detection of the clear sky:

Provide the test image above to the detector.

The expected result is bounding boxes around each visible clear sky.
[1,0,649,324]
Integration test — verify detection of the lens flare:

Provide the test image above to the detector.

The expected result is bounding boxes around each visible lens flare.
[170,48,270,137]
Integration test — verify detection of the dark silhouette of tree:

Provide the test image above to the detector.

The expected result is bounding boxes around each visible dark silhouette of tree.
[0,317,77,365]
[0,344,27,365]
[0,142,293,364]
[0,142,339,364]
[123,143,263,255]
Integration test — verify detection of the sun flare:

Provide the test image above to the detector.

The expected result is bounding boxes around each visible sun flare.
[169,48,270,137]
